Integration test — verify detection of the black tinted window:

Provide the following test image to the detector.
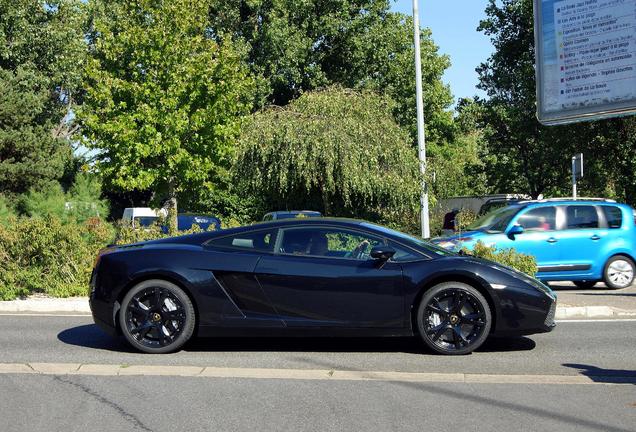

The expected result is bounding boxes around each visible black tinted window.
[207,229,278,252]
[566,206,598,229]
[517,207,556,231]
[602,206,623,229]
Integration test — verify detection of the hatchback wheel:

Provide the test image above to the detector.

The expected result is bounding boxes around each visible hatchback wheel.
[604,256,635,290]
[416,282,491,355]
[119,279,195,353]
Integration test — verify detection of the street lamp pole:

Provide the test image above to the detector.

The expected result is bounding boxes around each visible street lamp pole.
[412,0,430,238]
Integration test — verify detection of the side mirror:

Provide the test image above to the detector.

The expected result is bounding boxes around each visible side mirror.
[507,224,524,239]
[370,245,396,261]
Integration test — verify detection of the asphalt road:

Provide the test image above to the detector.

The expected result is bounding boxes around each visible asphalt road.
[0,315,635,432]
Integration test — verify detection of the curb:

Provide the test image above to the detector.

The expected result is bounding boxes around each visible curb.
[555,305,636,320]
[0,297,90,314]
[1,297,636,319]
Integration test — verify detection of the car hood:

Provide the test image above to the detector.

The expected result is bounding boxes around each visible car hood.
[431,230,483,243]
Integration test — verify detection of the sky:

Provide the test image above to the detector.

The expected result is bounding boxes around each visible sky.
[390,0,494,102]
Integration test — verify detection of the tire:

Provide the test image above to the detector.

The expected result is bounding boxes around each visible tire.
[573,280,597,289]
[603,256,635,290]
[416,282,492,355]
[119,279,196,354]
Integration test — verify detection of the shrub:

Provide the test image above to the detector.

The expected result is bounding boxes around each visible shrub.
[0,216,115,300]
[455,209,477,233]
[468,240,538,276]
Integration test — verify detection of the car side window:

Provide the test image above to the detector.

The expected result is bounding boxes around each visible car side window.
[207,229,278,252]
[279,227,383,260]
[388,241,425,262]
[566,205,599,229]
[602,206,623,229]
[517,207,556,231]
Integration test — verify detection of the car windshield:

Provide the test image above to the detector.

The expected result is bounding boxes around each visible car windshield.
[361,223,456,256]
[134,216,159,227]
[467,206,522,233]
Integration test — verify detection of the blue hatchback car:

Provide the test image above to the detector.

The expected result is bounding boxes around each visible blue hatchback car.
[434,199,636,289]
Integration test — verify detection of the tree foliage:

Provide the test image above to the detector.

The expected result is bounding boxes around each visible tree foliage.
[79,0,255,219]
[235,87,421,227]
[476,0,636,203]
[210,0,453,143]
[0,0,85,195]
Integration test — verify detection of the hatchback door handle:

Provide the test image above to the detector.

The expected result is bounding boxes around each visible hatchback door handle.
[547,237,558,243]
[590,235,601,240]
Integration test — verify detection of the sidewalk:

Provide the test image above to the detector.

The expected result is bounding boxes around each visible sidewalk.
[0,284,635,319]
[550,282,636,319]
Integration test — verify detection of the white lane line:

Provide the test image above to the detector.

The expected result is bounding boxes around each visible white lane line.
[0,313,90,317]
[556,318,636,323]
[0,363,634,385]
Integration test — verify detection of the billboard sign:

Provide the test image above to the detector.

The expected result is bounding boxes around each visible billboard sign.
[534,0,636,125]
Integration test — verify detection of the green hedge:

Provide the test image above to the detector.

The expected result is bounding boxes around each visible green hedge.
[0,216,115,300]
[0,215,218,300]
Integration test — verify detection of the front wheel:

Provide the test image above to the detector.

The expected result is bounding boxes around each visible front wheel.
[416,282,491,355]
[604,256,635,290]
[119,279,196,354]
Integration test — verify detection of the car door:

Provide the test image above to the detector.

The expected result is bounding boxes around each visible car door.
[203,228,284,327]
[254,225,405,328]
[551,205,604,275]
[504,206,561,268]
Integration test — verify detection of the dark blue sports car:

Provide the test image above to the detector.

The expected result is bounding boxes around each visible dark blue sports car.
[90,218,556,355]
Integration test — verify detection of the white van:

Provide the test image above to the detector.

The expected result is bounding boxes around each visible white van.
[121,207,167,228]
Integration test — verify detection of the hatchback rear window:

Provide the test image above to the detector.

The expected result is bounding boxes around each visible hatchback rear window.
[566,206,598,229]
[602,206,623,229]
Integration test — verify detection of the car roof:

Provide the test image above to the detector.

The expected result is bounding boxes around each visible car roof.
[519,199,629,208]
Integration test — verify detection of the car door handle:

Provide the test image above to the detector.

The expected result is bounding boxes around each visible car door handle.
[547,237,558,243]
[590,235,601,241]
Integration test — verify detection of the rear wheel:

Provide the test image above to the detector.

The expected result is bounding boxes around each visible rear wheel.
[119,279,196,354]
[573,280,597,289]
[416,282,491,355]
[604,256,635,290]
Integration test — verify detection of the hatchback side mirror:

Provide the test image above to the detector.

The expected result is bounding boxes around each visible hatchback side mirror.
[507,224,524,239]
[370,245,396,261]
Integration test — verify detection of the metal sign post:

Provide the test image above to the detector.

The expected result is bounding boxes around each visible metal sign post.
[412,0,430,238]
[572,153,583,198]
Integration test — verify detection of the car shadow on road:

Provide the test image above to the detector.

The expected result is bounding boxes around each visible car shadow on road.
[184,335,535,354]
[57,324,137,353]
[563,363,636,385]
[58,324,536,355]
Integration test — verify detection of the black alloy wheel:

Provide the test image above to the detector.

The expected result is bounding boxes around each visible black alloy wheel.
[573,280,597,289]
[119,279,195,354]
[416,282,491,355]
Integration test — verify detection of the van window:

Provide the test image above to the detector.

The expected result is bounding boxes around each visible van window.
[566,206,599,229]
[602,206,623,229]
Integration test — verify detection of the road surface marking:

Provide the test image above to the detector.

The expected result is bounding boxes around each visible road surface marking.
[0,313,90,317]
[0,363,634,385]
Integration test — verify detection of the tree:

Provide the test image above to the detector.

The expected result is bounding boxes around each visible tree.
[475,0,636,202]
[79,0,254,227]
[476,0,573,198]
[209,0,453,143]
[0,0,85,195]
[235,87,421,229]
